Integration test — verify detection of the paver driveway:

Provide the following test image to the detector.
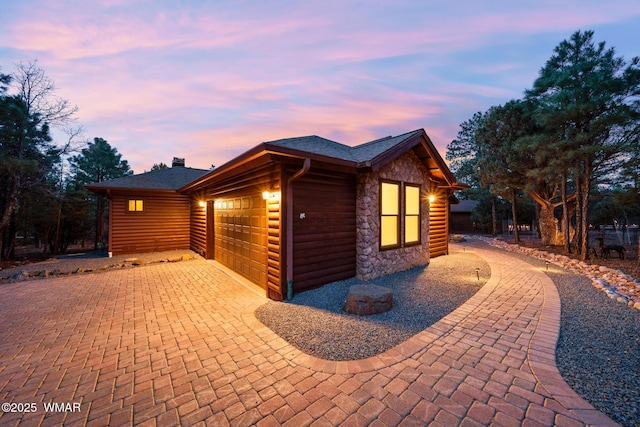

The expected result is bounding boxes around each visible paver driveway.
[0,242,617,426]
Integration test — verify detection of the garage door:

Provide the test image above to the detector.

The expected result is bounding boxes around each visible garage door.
[214,193,267,288]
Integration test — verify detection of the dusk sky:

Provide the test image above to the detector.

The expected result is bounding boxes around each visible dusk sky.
[2,1,639,174]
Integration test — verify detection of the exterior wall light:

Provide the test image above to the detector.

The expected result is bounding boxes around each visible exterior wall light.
[262,191,281,201]
[198,201,206,208]
[428,195,436,203]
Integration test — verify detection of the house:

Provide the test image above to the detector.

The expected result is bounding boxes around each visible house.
[85,158,209,254]
[449,199,478,233]
[87,130,465,300]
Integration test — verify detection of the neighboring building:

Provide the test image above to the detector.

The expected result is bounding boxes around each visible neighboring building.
[87,130,465,300]
[86,158,209,255]
[449,199,478,233]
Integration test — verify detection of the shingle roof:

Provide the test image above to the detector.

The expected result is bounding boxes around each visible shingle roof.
[86,166,209,191]
[264,129,424,164]
[265,135,356,161]
[351,130,423,163]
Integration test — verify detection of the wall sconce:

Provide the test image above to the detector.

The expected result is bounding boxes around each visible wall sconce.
[428,194,436,203]
[198,200,206,208]
[262,191,281,201]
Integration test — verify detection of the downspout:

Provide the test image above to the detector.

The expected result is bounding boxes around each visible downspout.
[286,158,311,300]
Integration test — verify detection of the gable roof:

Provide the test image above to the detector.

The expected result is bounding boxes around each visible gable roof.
[181,129,464,192]
[266,135,355,161]
[86,166,209,193]
[262,130,424,165]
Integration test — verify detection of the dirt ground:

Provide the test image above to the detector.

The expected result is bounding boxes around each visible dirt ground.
[0,243,96,271]
[495,231,640,280]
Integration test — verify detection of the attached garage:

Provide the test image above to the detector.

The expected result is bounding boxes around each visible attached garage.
[213,192,268,289]
[182,129,466,300]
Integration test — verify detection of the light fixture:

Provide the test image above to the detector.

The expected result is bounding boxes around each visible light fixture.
[262,191,281,201]
[198,200,206,208]
[428,195,436,203]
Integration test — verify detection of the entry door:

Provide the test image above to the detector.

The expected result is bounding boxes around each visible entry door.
[214,193,267,288]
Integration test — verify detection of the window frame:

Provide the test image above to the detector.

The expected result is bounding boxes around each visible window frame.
[379,180,401,250]
[126,199,144,213]
[379,180,422,251]
[404,183,422,246]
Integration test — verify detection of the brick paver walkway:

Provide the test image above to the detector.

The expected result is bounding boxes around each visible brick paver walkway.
[0,241,618,426]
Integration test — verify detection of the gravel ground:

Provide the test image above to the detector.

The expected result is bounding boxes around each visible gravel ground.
[254,250,489,360]
[499,247,640,427]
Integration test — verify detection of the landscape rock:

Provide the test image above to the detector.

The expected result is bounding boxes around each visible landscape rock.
[343,284,393,316]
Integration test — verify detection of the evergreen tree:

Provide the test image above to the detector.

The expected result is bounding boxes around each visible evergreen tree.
[446,112,500,234]
[70,137,132,249]
[0,94,58,258]
[526,30,640,259]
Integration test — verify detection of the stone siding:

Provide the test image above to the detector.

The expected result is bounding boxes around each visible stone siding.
[356,150,432,280]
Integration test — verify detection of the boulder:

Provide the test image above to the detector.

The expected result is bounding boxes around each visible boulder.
[344,284,393,316]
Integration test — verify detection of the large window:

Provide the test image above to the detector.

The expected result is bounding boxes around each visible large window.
[380,181,400,248]
[405,184,421,245]
[379,181,421,249]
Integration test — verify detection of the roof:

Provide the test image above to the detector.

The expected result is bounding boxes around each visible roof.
[351,130,423,163]
[450,199,478,213]
[182,129,463,192]
[263,130,424,164]
[266,135,355,161]
[86,166,209,193]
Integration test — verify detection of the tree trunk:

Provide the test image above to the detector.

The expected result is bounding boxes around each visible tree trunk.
[511,188,519,243]
[537,202,558,246]
[561,170,570,252]
[534,203,541,239]
[579,163,591,261]
[0,180,20,241]
[491,197,497,236]
[94,196,104,250]
[53,199,63,255]
[573,173,581,253]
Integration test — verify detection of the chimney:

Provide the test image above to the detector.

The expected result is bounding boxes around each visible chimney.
[172,157,185,167]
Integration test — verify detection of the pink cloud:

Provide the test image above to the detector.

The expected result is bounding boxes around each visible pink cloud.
[5,0,640,175]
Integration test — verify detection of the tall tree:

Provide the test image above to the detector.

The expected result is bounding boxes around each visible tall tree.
[475,100,541,242]
[0,94,59,258]
[69,137,132,248]
[0,62,80,258]
[526,30,640,259]
[446,112,501,234]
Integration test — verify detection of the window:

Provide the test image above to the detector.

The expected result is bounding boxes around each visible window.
[380,181,400,248]
[127,199,144,212]
[405,184,421,245]
[379,181,421,250]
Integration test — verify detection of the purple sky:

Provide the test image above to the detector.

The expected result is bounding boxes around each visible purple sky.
[2,1,639,174]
